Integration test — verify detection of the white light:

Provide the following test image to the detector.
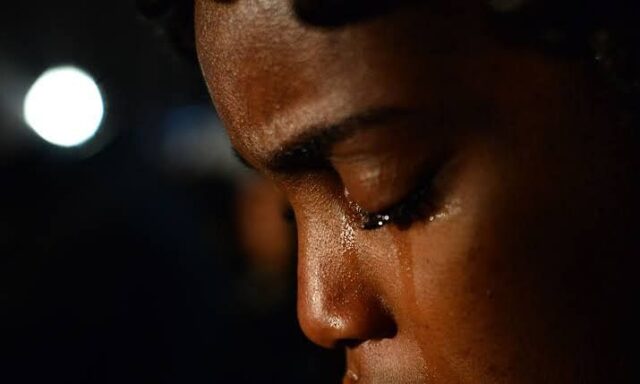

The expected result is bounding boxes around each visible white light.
[23,66,104,147]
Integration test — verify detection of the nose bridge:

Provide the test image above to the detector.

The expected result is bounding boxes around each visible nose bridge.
[296,208,396,349]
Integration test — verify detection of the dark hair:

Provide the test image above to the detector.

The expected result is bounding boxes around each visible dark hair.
[293,0,639,95]
[486,0,639,95]
[142,0,639,96]
[293,0,420,27]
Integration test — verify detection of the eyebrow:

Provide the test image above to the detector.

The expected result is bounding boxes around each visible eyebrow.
[238,106,415,173]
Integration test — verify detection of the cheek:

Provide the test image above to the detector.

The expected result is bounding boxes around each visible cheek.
[390,140,558,380]
[390,121,614,380]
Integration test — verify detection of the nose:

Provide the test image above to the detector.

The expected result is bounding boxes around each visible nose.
[296,224,397,349]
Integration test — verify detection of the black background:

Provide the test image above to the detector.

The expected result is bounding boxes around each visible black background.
[0,1,342,382]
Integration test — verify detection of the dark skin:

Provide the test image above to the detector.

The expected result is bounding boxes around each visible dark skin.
[196,0,637,382]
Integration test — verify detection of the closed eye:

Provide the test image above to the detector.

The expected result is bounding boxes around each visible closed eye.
[358,159,446,230]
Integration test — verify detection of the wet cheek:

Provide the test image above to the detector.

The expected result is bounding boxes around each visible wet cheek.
[407,145,497,317]
[400,146,514,378]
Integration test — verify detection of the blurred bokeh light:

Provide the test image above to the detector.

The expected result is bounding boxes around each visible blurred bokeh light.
[23,66,104,147]
[1,1,343,382]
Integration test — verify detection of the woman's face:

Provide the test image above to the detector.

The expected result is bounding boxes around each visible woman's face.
[196,0,636,382]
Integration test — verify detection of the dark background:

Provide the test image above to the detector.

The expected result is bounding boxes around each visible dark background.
[0,1,342,382]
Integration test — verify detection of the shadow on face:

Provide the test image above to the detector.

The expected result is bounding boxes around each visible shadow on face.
[196,0,639,382]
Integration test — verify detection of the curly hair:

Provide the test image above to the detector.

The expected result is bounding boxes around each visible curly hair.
[293,0,639,95]
[486,0,639,95]
[141,0,639,96]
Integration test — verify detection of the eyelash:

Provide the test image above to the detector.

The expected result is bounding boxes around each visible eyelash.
[281,165,442,230]
[358,176,435,230]
[281,188,433,231]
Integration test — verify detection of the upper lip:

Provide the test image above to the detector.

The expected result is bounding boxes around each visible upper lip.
[343,369,360,383]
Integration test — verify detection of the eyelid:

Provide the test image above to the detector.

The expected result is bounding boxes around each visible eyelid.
[331,148,432,214]
[329,114,450,214]
[347,151,452,231]
[357,173,436,230]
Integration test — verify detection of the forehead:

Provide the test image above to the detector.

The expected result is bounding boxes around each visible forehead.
[195,0,488,166]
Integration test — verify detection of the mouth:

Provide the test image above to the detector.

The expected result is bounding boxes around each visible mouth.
[343,336,431,384]
[343,369,360,384]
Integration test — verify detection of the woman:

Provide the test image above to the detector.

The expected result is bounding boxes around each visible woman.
[195,0,637,382]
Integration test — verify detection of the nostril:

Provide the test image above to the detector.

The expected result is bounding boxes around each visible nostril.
[295,199,399,349]
[338,319,398,349]
[340,305,398,346]
[373,310,399,339]
[298,290,399,349]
